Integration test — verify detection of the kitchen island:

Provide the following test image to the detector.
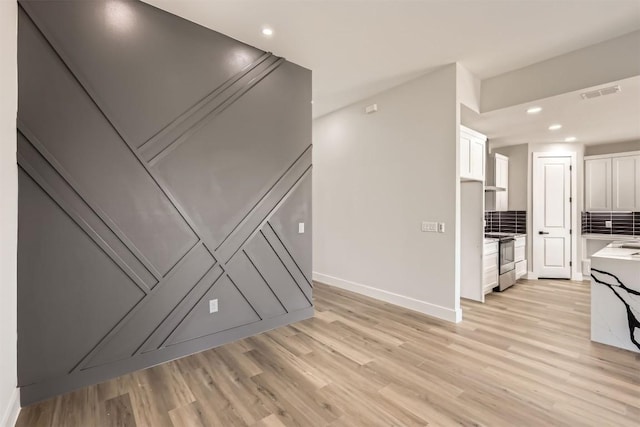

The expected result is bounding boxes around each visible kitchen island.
[591,240,640,353]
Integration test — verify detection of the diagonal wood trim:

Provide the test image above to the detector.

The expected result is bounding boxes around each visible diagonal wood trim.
[161,273,265,348]
[266,221,313,289]
[145,56,286,166]
[17,157,154,295]
[17,121,165,282]
[17,7,202,275]
[77,243,215,371]
[138,265,225,354]
[242,249,289,315]
[258,229,313,307]
[215,146,312,262]
[219,166,312,267]
[138,52,273,152]
[17,131,158,291]
[17,0,312,404]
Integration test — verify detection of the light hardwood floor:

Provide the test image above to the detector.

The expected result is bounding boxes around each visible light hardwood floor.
[16,279,640,426]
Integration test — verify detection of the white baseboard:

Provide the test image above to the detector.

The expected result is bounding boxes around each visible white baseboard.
[572,272,584,282]
[525,272,538,280]
[313,272,462,323]
[1,388,20,427]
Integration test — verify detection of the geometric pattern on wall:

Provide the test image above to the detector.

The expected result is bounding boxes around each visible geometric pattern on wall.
[17,0,312,405]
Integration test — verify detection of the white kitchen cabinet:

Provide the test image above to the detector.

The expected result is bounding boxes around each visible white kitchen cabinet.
[460,126,486,182]
[515,260,527,279]
[515,236,527,280]
[612,155,640,211]
[585,157,612,211]
[486,153,509,211]
[585,152,640,212]
[483,240,498,294]
[495,154,509,211]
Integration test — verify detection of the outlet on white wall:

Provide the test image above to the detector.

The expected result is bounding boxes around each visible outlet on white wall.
[605,220,612,228]
[298,222,305,234]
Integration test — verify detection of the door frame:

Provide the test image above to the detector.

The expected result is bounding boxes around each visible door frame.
[531,151,579,281]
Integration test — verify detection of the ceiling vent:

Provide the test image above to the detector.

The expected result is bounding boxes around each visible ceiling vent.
[580,85,621,100]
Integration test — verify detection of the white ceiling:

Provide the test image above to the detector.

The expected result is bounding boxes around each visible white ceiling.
[462,75,640,147]
[144,0,640,118]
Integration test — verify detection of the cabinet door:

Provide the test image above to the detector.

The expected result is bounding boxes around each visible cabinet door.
[515,260,527,279]
[495,156,508,188]
[585,158,612,211]
[495,156,508,211]
[460,134,472,180]
[612,155,640,211]
[483,252,498,292]
[470,139,485,181]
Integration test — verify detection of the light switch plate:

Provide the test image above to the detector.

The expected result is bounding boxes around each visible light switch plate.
[421,221,438,232]
[209,299,218,314]
[298,222,305,234]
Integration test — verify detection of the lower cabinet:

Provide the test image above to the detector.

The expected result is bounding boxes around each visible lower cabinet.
[483,241,498,294]
[515,236,527,280]
[515,260,527,279]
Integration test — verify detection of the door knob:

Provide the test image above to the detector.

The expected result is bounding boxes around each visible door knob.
[538,231,549,235]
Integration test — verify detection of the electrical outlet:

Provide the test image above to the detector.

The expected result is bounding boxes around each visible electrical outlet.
[209,299,218,314]
[298,222,305,234]
[421,221,438,232]
[438,222,445,233]
[605,220,612,228]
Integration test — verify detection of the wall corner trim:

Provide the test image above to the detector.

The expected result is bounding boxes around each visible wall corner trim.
[313,272,461,323]
[1,388,20,427]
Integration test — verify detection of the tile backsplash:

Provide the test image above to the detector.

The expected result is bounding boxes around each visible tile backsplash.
[485,211,526,234]
[581,211,640,236]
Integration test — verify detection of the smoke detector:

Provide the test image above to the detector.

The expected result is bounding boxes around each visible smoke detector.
[580,85,621,100]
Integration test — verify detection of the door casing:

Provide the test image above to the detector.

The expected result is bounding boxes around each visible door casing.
[531,152,579,280]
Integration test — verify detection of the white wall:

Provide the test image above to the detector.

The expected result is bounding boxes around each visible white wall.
[0,2,19,426]
[313,64,462,322]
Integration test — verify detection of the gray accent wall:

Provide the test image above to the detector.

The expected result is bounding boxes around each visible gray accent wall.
[17,0,312,405]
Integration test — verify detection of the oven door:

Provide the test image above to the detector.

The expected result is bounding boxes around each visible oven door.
[499,238,515,275]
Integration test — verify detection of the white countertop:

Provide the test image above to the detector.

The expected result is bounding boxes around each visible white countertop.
[592,241,640,262]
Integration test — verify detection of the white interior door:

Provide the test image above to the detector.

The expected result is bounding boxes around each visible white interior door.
[533,156,572,279]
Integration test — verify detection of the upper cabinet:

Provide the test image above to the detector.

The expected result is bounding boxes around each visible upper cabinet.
[612,155,640,211]
[485,153,509,211]
[585,158,612,211]
[585,152,640,211]
[494,154,509,211]
[460,126,486,182]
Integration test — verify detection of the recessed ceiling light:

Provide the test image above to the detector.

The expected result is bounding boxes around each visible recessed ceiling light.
[261,27,273,36]
[548,124,562,131]
[526,106,542,114]
[565,136,577,142]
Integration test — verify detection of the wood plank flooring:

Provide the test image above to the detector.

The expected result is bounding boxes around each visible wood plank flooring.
[16,279,640,426]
